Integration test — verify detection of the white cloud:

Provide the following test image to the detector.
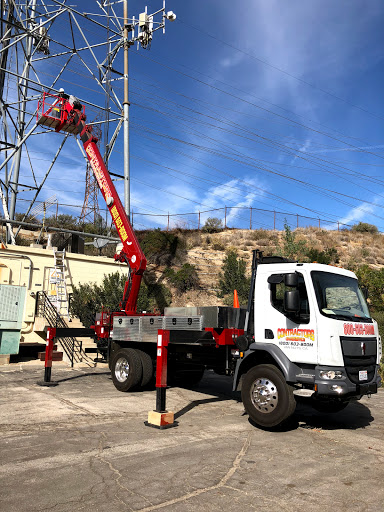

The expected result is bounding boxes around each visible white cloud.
[290,138,311,165]
[220,52,245,69]
[194,176,267,227]
[307,144,384,155]
[324,199,380,230]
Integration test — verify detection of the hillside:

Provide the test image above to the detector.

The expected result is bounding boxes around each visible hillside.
[149,227,384,307]
[10,225,384,308]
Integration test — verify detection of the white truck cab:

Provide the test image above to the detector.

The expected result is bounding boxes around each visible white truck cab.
[236,254,382,427]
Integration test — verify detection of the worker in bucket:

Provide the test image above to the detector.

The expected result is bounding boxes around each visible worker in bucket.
[51,88,68,118]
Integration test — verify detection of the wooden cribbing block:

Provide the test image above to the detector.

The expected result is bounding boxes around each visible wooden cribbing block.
[147,410,176,429]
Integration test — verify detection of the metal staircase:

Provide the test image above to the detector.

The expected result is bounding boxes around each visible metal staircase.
[35,291,95,367]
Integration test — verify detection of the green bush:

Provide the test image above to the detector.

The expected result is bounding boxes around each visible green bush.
[218,249,250,305]
[45,214,79,230]
[306,247,339,265]
[212,242,225,251]
[165,263,199,293]
[70,272,126,326]
[280,222,307,260]
[351,222,378,234]
[15,212,39,224]
[137,276,172,313]
[70,271,172,325]
[137,229,185,265]
[353,265,384,311]
[202,217,223,233]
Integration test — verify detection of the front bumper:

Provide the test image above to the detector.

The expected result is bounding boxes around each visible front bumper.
[314,365,381,398]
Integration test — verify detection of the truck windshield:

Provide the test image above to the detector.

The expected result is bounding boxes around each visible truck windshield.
[311,271,371,322]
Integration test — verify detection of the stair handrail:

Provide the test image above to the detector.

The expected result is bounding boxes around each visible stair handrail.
[35,291,84,366]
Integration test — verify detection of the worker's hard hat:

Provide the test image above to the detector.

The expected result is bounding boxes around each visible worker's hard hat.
[59,88,64,93]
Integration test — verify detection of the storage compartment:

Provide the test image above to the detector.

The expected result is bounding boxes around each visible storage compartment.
[164,306,247,329]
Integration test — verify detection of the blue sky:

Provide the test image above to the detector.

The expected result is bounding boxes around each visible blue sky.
[11,0,384,232]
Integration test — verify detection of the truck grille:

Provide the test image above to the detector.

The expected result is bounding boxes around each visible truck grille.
[340,336,377,385]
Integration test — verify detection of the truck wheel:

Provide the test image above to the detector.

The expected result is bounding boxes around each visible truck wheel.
[111,348,143,392]
[241,364,296,428]
[135,349,153,387]
[311,398,349,414]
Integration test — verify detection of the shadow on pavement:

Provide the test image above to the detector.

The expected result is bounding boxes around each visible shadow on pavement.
[249,400,374,432]
[174,396,228,419]
[172,371,242,419]
[54,371,111,383]
[295,400,374,430]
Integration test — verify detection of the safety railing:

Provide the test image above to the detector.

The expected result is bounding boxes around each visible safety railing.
[35,291,83,367]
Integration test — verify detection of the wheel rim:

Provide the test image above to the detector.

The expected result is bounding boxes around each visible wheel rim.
[115,357,129,383]
[250,377,278,413]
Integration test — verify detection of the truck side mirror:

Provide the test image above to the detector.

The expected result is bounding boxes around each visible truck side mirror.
[361,286,369,300]
[267,274,283,284]
[284,273,298,287]
[284,289,300,313]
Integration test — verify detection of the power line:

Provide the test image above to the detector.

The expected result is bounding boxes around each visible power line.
[179,18,384,121]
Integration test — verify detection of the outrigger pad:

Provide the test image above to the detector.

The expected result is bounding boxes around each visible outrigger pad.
[145,410,177,429]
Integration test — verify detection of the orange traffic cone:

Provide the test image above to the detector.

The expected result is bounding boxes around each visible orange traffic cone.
[233,289,240,308]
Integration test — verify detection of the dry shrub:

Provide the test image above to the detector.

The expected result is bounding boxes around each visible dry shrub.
[185,231,201,250]
[250,229,278,242]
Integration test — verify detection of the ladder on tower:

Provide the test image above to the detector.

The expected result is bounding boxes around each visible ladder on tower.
[51,249,70,320]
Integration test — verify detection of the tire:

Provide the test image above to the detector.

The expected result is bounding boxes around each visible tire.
[311,398,349,414]
[111,348,143,392]
[135,349,153,387]
[241,364,296,428]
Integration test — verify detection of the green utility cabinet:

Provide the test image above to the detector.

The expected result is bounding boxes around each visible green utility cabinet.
[0,284,26,355]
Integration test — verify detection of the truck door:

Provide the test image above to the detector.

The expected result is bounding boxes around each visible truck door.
[260,272,318,364]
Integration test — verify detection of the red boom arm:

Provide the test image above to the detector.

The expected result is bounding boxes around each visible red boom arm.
[39,95,147,314]
[84,139,147,314]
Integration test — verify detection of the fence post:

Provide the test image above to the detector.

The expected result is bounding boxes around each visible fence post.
[250,207,252,230]
[318,218,320,229]
[167,213,169,231]
[297,214,299,229]
[224,206,227,229]
[198,211,200,230]
[337,221,339,231]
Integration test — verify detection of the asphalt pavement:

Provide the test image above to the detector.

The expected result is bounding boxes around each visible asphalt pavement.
[0,363,383,512]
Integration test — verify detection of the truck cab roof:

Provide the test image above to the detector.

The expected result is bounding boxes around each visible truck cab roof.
[257,261,357,279]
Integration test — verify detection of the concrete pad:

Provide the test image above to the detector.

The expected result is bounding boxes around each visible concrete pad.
[0,366,383,512]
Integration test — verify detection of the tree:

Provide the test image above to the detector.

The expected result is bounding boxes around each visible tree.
[138,276,172,312]
[353,265,384,312]
[70,271,172,325]
[15,212,39,224]
[218,249,250,305]
[45,214,78,230]
[351,222,378,234]
[137,229,184,265]
[280,222,307,260]
[202,217,223,233]
[165,263,199,293]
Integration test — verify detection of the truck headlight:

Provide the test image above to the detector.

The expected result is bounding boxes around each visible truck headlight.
[320,370,344,380]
